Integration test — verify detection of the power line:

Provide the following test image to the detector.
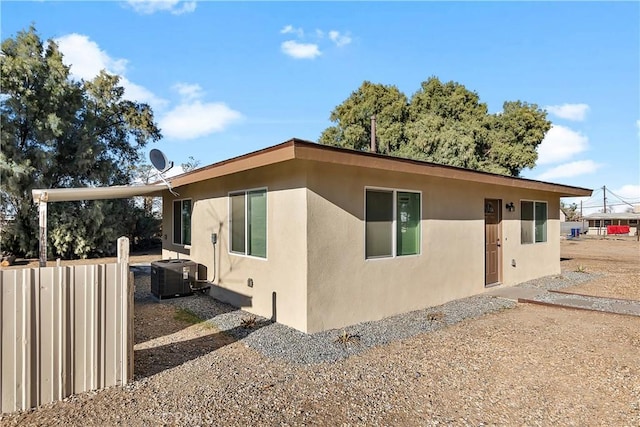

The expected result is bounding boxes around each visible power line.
[607,189,639,209]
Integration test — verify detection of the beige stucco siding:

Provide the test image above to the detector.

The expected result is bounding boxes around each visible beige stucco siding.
[304,161,561,333]
[161,161,309,332]
[501,193,560,286]
[159,156,564,334]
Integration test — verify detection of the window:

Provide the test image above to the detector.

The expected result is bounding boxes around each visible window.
[365,189,421,259]
[520,200,547,244]
[173,199,192,245]
[230,189,267,258]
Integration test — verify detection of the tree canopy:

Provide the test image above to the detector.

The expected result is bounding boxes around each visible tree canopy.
[1,26,161,258]
[319,77,551,177]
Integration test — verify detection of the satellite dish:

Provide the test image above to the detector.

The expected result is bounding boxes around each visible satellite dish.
[149,149,174,173]
[149,148,178,197]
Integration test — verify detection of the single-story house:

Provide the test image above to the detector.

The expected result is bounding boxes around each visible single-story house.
[583,212,640,236]
[160,139,591,333]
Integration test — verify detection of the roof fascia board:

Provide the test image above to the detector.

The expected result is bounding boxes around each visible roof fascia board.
[292,141,592,197]
[169,141,297,188]
[164,138,591,197]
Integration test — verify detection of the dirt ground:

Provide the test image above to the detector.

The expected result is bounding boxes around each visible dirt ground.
[2,237,639,425]
[560,236,640,300]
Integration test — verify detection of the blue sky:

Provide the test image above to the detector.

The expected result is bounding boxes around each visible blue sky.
[3,1,639,212]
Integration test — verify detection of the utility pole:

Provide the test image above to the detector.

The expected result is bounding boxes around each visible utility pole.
[603,185,607,213]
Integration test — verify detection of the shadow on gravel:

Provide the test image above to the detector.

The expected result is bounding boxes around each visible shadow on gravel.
[134,297,241,344]
[135,320,271,379]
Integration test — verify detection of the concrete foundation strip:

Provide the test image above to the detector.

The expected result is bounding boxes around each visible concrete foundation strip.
[546,288,640,303]
[517,298,640,318]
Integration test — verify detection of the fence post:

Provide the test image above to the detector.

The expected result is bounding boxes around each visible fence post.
[39,199,47,267]
[117,237,129,265]
[116,237,132,383]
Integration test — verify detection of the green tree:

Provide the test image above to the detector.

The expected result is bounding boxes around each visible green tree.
[319,76,551,177]
[1,26,161,258]
[319,81,408,155]
[483,100,551,176]
[560,201,580,221]
[181,156,201,172]
[402,77,490,170]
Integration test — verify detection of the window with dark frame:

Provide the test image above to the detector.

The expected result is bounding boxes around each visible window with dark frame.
[173,199,192,245]
[520,200,547,244]
[365,189,421,259]
[230,189,267,258]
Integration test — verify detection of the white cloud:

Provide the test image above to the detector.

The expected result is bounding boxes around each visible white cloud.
[56,34,127,79]
[173,82,204,102]
[612,184,640,201]
[545,103,590,121]
[606,184,640,213]
[160,101,242,140]
[55,33,167,108]
[536,160,602,181]
[537,125,589,165]
[120,77,167,108]
[165,164,186,178]
[328,30,352,47]
[280,25,304,38]
[279,26,352,59]
[281,40,321,59]
[127,0,196,15]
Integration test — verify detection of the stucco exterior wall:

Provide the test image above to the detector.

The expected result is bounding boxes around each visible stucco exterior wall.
[160,157,564,334]
[161,161,309,332]
[304,161,561,333]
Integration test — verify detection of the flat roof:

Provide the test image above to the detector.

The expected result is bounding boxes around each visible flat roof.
[168,138,592,197]
[584,212,640,220]
[32,185,165,203]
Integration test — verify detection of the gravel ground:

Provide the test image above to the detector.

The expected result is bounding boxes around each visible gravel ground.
[2,239,639,426]
[515,270,598,291]
[157,272,517,364]
[532,291,640,316]
[151,269,599,365]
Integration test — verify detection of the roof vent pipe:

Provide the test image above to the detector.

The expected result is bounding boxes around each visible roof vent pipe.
[370,115,377,153]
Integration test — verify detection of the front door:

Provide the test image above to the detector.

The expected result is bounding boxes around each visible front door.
[484,199,502,286]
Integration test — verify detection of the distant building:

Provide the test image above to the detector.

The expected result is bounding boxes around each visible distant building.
[583,212,640,236]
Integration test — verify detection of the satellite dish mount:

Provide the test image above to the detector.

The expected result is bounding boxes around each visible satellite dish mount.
[149,149,178,196]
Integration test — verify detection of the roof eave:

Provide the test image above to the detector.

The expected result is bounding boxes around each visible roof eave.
[169,140,298,188]
[166,138,592,197]
[292,141,592,197]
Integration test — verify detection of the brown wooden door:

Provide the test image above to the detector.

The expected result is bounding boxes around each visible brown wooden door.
[485,199,502,286]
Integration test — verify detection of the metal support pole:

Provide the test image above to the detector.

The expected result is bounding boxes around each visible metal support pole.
[370,115,377,153]
[39,198,47,267]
